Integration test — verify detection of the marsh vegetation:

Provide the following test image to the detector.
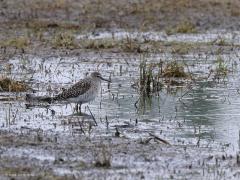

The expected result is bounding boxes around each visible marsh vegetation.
[1,0,240,179]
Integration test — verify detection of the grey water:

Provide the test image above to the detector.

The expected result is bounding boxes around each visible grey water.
[1,31,240,156]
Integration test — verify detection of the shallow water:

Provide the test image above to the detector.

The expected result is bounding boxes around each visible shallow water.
[1,31,240,175]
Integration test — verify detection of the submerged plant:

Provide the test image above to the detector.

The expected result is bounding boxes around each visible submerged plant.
[214,56,228,78]
[134,55,163,113]
[139,58,163,96]
[134,57,190,113]
[139,59,153,97]
[163,61,188,78]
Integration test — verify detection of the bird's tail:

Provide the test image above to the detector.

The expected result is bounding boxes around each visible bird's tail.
[26,94,54,103]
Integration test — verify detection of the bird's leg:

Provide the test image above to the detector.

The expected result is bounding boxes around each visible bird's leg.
[78,103,82,115]
[75,103,82,114]
[75,104,79,113]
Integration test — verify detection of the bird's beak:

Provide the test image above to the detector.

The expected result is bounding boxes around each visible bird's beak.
[100,76,111,83]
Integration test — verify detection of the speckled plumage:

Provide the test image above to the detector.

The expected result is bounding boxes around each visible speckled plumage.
[52,72,110,105]
[53,77,92,101]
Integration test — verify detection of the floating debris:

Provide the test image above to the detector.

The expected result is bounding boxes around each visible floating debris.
[149,133,171,145]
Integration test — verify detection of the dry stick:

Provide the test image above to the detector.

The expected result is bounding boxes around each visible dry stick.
[134,97,140,109]
[105,115,109,129]
[25,103,51,109]
[179,84,193,99]
[149,133,171,145]
[87,105,97,126]
[77,119,85,135]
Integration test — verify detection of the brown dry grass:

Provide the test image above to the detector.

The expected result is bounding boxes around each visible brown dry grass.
[0,78,29,92]
[163,61,188,78]
[0,0,239,32]
[0,37,30,49]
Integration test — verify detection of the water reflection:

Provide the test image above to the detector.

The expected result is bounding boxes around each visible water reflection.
[177,80,240,151]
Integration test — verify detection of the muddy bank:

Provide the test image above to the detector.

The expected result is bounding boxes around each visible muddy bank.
[0,0,240,58]
[0,130,239,180]
[1,30,240,61]
[0,0,240,32]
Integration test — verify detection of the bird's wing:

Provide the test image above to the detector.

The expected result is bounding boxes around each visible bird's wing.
[54,78,92,100]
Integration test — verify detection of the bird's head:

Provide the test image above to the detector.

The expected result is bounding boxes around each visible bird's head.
[90,72,111,82]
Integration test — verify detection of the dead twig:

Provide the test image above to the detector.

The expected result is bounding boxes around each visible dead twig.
[87,105,97,126]
[149,133,171,145]
[77,118,85,135]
